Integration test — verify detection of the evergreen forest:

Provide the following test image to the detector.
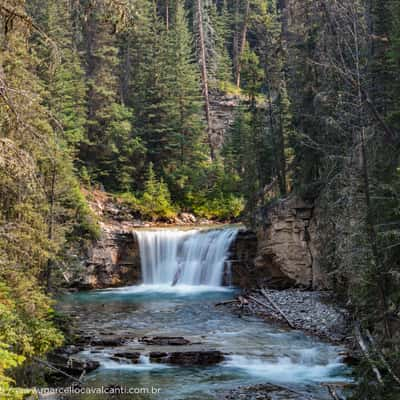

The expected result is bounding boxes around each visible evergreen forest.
[1,0,400,399]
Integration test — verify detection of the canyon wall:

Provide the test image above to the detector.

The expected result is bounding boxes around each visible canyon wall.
[70,227,257,290]
[71,224,141,289]
[68,194,325,290]
[250,196,326,289]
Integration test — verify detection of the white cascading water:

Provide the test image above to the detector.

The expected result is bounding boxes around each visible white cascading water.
[134,228,238,286]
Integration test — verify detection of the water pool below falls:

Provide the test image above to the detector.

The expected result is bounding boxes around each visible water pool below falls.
[59,228,351,399]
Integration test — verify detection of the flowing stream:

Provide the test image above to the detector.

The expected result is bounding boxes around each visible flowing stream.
[59,227,351,399]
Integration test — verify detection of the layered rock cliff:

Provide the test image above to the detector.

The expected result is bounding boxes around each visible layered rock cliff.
[69,190,325,291]
[250,196,325,289]
[72,223,141,289]
[72,226,257,289]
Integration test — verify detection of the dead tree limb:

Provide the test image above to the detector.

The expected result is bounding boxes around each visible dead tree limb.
[354,323,384,385]
[33,357,83,384]
[195,0,214,160]
[215,299,239,307]
[238,295,249,307]
[260,288,295,328]
[366,329,400,385]
[247,295,276,313]
[325,384,344,400]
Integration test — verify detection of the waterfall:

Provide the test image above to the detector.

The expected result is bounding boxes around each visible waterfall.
[134,228,238,286]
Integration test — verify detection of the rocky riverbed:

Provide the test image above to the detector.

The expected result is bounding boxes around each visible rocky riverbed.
[48,285,351,400]
[220,383,318,400]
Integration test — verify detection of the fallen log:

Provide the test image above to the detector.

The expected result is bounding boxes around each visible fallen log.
[366,329,400,385]
[354,323,384,385]
[33,357,83,384]
[270,383,323,400]
[247,295,276,313]
[215,299,239,307]
[238,296,249,307]
[325,384,344,400]
[260,288,295,329]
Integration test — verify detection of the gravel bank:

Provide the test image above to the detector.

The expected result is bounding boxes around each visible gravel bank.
[224,288,350,342]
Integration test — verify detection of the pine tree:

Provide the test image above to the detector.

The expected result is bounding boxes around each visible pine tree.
[79,0,136,190]
[123,1,176,178]
[208,1,233,88]
[167,0,204,167]
[42,0,88,149]
[141,162,175,220]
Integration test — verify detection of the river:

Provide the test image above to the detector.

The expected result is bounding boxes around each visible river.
[58,227,351,399]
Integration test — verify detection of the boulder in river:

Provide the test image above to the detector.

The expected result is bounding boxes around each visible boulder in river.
[47,353,100,377]
[113,351,141,363]
[91,335,127,346]
[150,350,224,365]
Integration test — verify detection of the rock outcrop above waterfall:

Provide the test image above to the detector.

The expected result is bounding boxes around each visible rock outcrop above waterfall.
[70,224,141,289]
[251,196,326,289]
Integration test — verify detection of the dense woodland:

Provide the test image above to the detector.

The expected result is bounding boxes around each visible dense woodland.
[1,0,400,398]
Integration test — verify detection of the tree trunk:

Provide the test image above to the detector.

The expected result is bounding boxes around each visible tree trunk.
[278,0,289,42]
[236,0,250,88]
[166,0,169,31]
[353,13,391,338]
[196,0,214,160]
[233,0,240,88]
[277,92,287,196]
[45,163,56,292]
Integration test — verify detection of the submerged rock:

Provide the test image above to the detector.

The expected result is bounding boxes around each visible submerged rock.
[140,336,191,346]
[150,350,224,365]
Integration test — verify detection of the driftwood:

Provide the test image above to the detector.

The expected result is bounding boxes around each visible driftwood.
[260,288,295,328]
[247,295,276,313]
[215,299,239,307]
[269,383,323,400]
[215,296,249,308]
[366,329,400,385]
[33,357,82,384]
[238,296,249,307]
[354,323,384,385]
[325,384,344,400]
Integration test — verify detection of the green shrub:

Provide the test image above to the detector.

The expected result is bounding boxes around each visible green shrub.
[64,183,101,243]
[0,280,63,397]
[120,164,177,221]
[140,164,176,220]
[192,194,244,220]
